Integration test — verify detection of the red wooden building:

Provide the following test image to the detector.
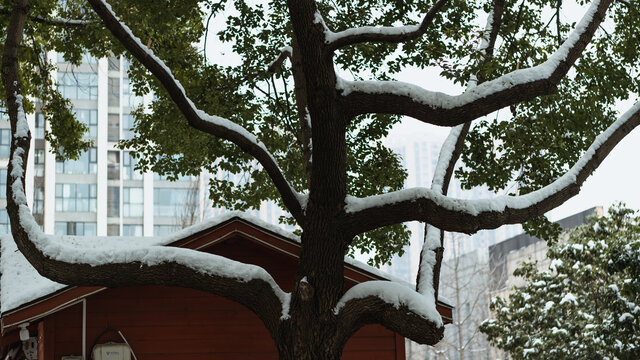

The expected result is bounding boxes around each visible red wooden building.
[0,214,452,359]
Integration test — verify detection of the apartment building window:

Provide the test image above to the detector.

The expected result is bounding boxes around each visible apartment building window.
[55,222,96,236]
[107,186,119,217]
[154,225,177,236]
[153,188,195,217]
[56,148,97,174]
[58,72,98,100]
[55,183,97,212]
[0,169,6,199]
[34,149,45,177]
[123,151,143,180]
[123,78,142,108]
[35,112,45,139]
[107,224,120,236]
[154,172,192,181]
[122,114,135,140]
[76,109,98,138]
[108,56,120,71]
[123,187,143,217]
[108,114,120,142]
[108,151,120,180]
[108,77,120,107]
[33,186,44,215]
[123,224,143,236]
[0,129,10,158]
[57,52,98,65]
[0,210,9,235]
[0,107,8,122]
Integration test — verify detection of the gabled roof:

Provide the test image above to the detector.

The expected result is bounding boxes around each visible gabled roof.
[1,212,453,333]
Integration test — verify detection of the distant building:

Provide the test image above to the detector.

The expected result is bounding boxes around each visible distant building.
[488,206,604,298]
[0,54,206,238]
[426,207,602,360]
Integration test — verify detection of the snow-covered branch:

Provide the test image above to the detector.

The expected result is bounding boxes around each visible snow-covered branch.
[267,46,292,73]
[333,281,443,345]
[0,6,94,27]
[342,99,640,235]
[416,124,470,298]
[416,0,504,297]
[2,0,289,341]
[86,0,305,223]
[339,0,611,126]
[323,0,449,51]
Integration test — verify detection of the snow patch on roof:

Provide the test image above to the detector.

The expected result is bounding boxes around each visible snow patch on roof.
[0,211,422,314]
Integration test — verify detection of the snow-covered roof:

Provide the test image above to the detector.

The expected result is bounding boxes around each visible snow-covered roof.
[1,211,438,315]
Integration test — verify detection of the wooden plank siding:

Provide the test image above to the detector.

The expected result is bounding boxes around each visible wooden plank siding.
[42,236,400,359]
[46,286,398,359]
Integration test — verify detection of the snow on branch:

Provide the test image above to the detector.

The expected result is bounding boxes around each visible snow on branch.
[339,0,611,127]
[416,0,503,297]
[0,6,94,27]
[86,0,305,223]
[267,46,292,73]
[4,87,291,333]
[321,0,449,51]
[1,2,290,334]
[342,100,640,235]
[333,281,443,345]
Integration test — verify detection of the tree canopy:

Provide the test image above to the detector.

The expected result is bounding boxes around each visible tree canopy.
[481,206,640,360]
[3,0,639,265]
[3,0,640,358]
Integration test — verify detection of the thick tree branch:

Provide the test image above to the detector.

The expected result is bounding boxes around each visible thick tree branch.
[324,0,449,52]
[342,100,640,235]
[333,281,444,345]
[0,6,94,27]
[86,0,305,224]
[2,0,289,342]
[339,0,612,127]
[267,46,292,73]
[416,123,470,298]
[417,0,504,297]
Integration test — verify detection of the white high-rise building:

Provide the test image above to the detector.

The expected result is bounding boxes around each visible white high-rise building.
[0,54,207,238]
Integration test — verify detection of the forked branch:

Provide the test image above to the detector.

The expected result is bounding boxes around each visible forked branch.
[334,281,444,345]
[339,0,612,126]
[324,0,449,52]
[2,0,288,341]
[417,0,504,297]
[86,0,305,223]
[342,100,640,235]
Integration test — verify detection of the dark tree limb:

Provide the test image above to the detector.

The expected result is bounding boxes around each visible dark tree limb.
[417,0,504,297]
[85,0,305,224]
[342,101,640,235]
[333,282,444,346]
[267,46,292,73]
[2,0,288,343]
[0,6,94,27]
[339,0,612,127]
[325,0,449,52]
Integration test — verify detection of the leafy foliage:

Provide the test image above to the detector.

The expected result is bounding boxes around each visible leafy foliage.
[2,0,639,265]
[480,205,640,359]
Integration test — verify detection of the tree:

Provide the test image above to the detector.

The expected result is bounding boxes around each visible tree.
[480,206,640,359]
[3,0,640,358]
[429,237,493,360]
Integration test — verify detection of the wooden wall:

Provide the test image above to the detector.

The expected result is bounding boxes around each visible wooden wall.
[39,235,403,359]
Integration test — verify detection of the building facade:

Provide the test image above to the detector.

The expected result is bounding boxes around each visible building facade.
[0,54,206,238]
[424,207,602,360]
